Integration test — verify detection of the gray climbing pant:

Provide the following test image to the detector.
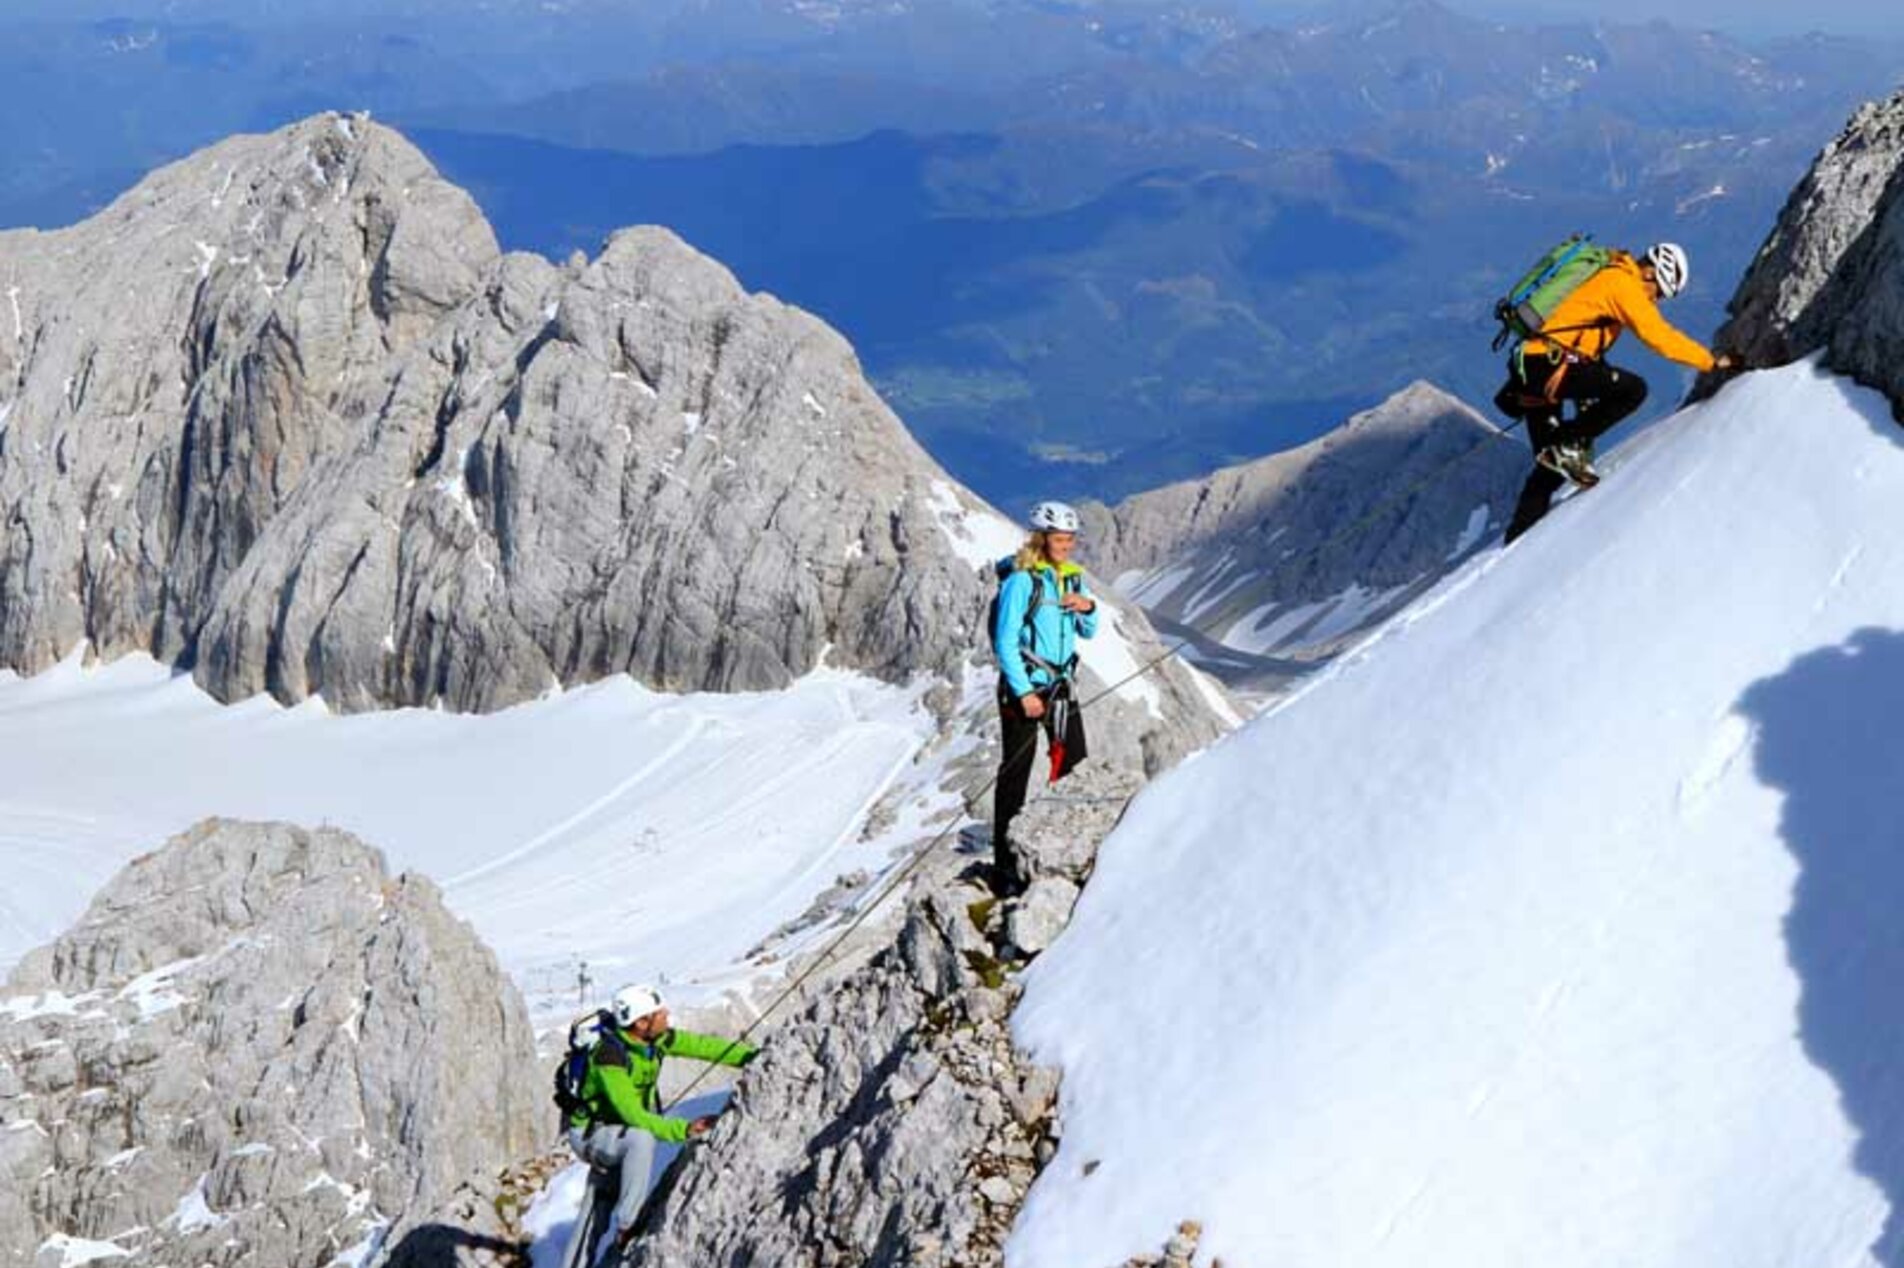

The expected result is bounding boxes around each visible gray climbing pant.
[559,1124,660,1267]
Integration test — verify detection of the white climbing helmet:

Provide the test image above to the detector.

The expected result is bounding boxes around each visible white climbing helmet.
[1645,242,1689,299]
[611,983,665,1027]
[1027,500,1081,534]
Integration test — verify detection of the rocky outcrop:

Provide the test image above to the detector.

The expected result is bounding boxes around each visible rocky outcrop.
[1084,382,1524,674]
[0,110,1226,769]
[0,114,967,709]
[0,819,542,1267]
[0,111,1224,757]
[1711,89,1904,416]
[379,1152,570,1268]
[612,763,1138,1267]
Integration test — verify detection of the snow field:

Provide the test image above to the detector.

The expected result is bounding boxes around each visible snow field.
[0,657,941,1024]
[1010,363,1904,1268]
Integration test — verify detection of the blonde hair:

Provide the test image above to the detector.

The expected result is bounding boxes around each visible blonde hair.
[1013,532,1051,573]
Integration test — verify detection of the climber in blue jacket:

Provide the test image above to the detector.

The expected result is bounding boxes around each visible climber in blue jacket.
[988,500,1098,896]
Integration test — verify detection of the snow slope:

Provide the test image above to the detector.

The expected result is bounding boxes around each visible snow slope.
[1011,361,1904,1267]
[0,657,939,1022]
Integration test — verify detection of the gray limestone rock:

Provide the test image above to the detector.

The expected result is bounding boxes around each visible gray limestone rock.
[0,118,902,701]
[1004,879,1082,957]
[1008,761,1142,885]
[0,111,1223,759]
[620,890,1036,1268]
[613,772,1140,1267]
[1084,382,1526,687]
[0,819,542,1267]
[1709,89,1904,416]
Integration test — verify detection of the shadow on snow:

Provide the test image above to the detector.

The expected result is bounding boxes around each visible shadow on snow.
[1740,626,1904,1265]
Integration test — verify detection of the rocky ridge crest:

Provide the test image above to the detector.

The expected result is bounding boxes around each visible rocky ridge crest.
[1712,89,1904,415]
[622,764,1140,1267]
[367,766,1142,1268]
[0,818,542,1267]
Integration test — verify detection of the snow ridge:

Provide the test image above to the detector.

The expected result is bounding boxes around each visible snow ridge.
[1012,363,1904,1268]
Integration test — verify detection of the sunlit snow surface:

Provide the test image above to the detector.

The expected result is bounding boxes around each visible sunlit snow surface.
[1012,363,1904,1267]
[0,658,937,1020]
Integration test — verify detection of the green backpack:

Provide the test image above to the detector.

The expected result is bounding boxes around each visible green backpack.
[1491,234,1616,351]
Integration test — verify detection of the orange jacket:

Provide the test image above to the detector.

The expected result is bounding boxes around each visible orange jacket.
[1522,253,1715,373]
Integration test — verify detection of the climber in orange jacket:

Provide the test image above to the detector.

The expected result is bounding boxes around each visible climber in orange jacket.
[1493,242,1740,542]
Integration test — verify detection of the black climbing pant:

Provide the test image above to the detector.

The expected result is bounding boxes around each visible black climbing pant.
[992,677,1086,886]
[1495,354,1649,543]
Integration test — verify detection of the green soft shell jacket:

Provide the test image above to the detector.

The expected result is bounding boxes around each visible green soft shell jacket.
[574,1027,758,1143]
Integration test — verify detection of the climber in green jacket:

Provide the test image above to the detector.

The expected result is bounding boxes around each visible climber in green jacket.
[561,983,757,1265]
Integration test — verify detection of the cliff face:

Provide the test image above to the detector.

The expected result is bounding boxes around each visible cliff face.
[0,113,994,711]
[1713,89,1904,416]
[0,110,1226,760]
[0,819,542,1267]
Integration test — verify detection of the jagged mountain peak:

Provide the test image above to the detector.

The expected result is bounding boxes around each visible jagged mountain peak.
[1092,379,1495,541]
[2,108,956,710]
[0,818,541,1267]
[0,112,1223,758]
[2,110,496,348]
[1329,378,1481,437]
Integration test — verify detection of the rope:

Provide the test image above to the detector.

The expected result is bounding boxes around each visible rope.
[653,409,1534,1118]
[654,693,1060,1116]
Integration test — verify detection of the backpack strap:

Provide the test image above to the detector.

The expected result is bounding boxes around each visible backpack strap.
[1015,567,1054,683]
[1019,566,1082,684]
[594,1028,630,1071]
[561,1013,626,1129]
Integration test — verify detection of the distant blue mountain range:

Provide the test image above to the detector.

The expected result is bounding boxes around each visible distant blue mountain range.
[5,0,1899,505]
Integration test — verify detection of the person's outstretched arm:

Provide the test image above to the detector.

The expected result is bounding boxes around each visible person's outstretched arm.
[1608,272,1716,372]
[663,1029,759,1068]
